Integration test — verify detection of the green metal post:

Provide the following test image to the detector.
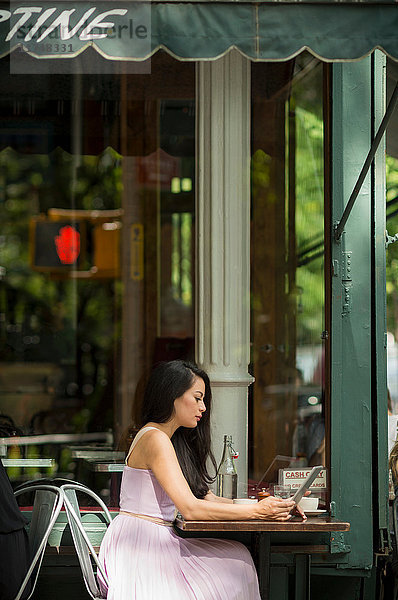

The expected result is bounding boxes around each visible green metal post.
[371,50,388,544]
[331,57,374,570]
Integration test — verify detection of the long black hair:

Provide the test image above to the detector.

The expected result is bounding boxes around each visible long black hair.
[141,360,217,499]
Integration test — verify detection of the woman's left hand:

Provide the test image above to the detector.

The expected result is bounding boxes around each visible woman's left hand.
[292,503,307,520]
[291,490,311,520]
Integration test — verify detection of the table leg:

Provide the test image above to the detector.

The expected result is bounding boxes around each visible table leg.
[294,554,311,600]
[257,533,271,600]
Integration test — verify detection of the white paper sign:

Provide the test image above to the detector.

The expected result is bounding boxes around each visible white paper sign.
[279,468,327,490]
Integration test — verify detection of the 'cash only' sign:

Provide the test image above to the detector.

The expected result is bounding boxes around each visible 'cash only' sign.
[279,468,327,490]
[0,2,151,58]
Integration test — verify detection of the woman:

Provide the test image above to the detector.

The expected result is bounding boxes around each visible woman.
[99,360,298,599]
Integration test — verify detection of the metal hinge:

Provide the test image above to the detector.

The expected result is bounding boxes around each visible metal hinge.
[341,251,352,316]
[341,251,352,281]
[328,505,351,555]
[330,532,351,555]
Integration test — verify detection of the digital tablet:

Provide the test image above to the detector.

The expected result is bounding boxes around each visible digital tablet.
[291,465,323,504]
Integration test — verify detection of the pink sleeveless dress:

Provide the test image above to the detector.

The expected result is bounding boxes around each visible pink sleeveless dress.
[98,428,261,600]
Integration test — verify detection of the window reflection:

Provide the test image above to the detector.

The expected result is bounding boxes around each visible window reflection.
[0,51,195,502]
[250,55,325,490]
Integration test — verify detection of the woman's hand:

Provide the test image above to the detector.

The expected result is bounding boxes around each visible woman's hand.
[254,496,296,521]
[291,503,307,520]
[289,490,311,520]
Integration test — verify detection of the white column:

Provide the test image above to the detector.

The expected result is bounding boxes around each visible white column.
[196,50,252,492]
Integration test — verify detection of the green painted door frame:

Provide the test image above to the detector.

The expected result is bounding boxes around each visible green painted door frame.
[372,51,389,548]
[331,52,388,572]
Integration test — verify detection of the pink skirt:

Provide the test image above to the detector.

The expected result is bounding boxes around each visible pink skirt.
[98,513,261,600]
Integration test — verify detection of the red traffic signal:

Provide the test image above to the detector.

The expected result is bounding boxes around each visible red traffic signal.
[30,218,85,271]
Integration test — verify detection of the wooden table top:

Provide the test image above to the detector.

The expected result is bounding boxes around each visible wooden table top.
[175,516,350,532]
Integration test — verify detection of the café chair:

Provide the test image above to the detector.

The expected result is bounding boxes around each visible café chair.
[13,484,65,600]
[14,476,82,492]
[61,482,112,599]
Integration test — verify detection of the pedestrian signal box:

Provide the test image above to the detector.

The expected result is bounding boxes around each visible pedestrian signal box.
[30,218,85,272]
[29,213,121,278]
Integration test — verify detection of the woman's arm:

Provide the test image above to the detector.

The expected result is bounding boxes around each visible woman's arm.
[137,429,295,521]
[204,490,233,504]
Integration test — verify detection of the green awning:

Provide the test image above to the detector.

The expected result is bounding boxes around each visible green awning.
[0,2,397,62]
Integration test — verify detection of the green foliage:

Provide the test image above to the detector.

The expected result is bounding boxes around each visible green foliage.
[171,212,193,307]
[295,105,324,346]
[387,155,398,203]
[386,155,398,337]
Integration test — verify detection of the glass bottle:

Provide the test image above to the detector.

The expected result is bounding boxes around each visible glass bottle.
[216,435,238,499]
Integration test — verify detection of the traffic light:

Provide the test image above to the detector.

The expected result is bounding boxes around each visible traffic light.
[29,218,85,271]
[29,212,122,278]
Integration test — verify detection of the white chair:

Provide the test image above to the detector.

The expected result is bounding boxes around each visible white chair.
[14,484,65,600]
[61,482,112,600]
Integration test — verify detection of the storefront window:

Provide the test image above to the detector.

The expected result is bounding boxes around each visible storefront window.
[0,51,195,501]
[250,55,326,494]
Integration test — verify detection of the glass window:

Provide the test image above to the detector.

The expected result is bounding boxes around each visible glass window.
[0,51,195,503]
[250,55,326,499]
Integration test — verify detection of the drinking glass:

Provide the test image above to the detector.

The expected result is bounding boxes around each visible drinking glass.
[274,485,291,499]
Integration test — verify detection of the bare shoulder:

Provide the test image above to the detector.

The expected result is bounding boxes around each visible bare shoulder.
[140,427,170,445]
[136,427,174,458]
[127,427,175,469]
